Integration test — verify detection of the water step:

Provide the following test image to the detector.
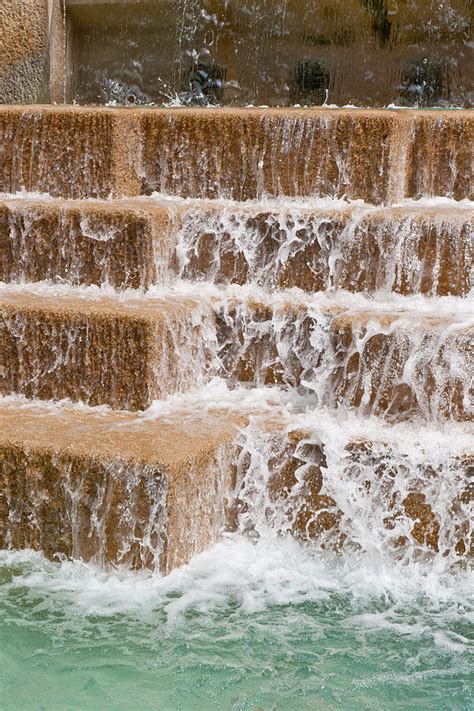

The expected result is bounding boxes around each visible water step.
[1,288,216,410]
[177,202,473,298]
[1,106,471,202]
[233,417,473,559]
[2,286,472,420]
[1,397,471,569]
[2,197,472,297]
[219,299,473,422]
[0,398,247,574]
[0,197,175,290]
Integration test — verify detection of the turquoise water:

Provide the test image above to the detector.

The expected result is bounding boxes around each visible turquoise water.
[1,537,472,711]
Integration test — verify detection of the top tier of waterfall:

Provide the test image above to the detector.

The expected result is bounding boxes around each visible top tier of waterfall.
[1,0,472,106]
[64,0,474,107]
[2,106,471,204]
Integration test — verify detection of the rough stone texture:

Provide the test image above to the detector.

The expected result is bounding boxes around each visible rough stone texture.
[0,99,471,574]
[0,400,245,573]
[218,304,473,422]
[405,113,474,202]
[1,399,470,567]
[138,109,472,202]
[330,207,473,297]
[234,428,473,558]
[139,109,396,202]
[3,198,471,296]
[2,288,471,420]
[0,0,50,104]
[0,107,472,203]
[1,290,216,410]
[0,198,175,289]
[0,106,117,198]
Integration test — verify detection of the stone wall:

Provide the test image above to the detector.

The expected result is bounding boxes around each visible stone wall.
[0,0,51,103]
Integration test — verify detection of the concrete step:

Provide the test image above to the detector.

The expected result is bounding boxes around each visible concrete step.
[2,285,472,421]
[0,397,247,574]
[1,287,216,410]
[2,196,472,297]
[0,197,175,290]
[1,106,472,202]
[1,397,471,571]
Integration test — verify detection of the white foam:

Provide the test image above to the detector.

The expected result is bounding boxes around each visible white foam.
[2,190,471,212]
[1,534,471,630]
[1,277,472,319]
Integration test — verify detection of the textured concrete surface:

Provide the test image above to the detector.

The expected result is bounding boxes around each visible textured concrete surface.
[0,399,245,573]
[0,0,50,103]
[2,197,470,295]
[1,106,472,202]
[1,289,216,410]
[218,302,473,422]
[0,197,175,289]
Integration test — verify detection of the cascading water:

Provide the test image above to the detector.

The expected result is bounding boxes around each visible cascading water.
[175,202,473,297]
[60,0,472,108]
[0,16,473,705]
[233,414,472,561]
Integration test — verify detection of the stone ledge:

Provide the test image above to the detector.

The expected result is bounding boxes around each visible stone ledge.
[0,398,247,573]
[2,196,471,295]
[1,106,471,202]
[1,286,472,419]
[1,289,216,410]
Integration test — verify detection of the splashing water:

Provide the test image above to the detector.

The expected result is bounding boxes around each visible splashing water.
[1,534,473,710]
[1,386,473,709]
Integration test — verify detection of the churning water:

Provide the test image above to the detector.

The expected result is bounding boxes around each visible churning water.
[1,379,473,709]
[1,536,472,710]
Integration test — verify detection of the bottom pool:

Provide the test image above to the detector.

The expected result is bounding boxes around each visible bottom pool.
[1,536,472,711]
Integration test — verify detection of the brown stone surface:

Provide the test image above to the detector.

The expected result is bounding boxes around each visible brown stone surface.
[1,290,215,410]
[218,303,473,422]
[48,0,69,105]
[0,106,116,198]
[405,113,474,202]
[2,400,470,567]
[346,440,474,558]
[0,197,174,289]
[235,429,473,558]
[327,312,473,422]
[3,198,471,296]
[0,399,246,573]
[0,0,49,104]
[2,287,471,420]
[138,108,473,203]
[333,207,473,297]
[1,107,472,202]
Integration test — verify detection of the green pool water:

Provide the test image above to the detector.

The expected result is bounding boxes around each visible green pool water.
[1,537,472,711]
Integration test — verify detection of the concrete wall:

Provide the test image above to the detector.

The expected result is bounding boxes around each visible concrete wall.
[0,0,50,103]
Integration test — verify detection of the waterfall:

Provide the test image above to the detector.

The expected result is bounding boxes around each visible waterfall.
[1,108,471,201]
[0,106,472,575]
[1,5,473,705]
